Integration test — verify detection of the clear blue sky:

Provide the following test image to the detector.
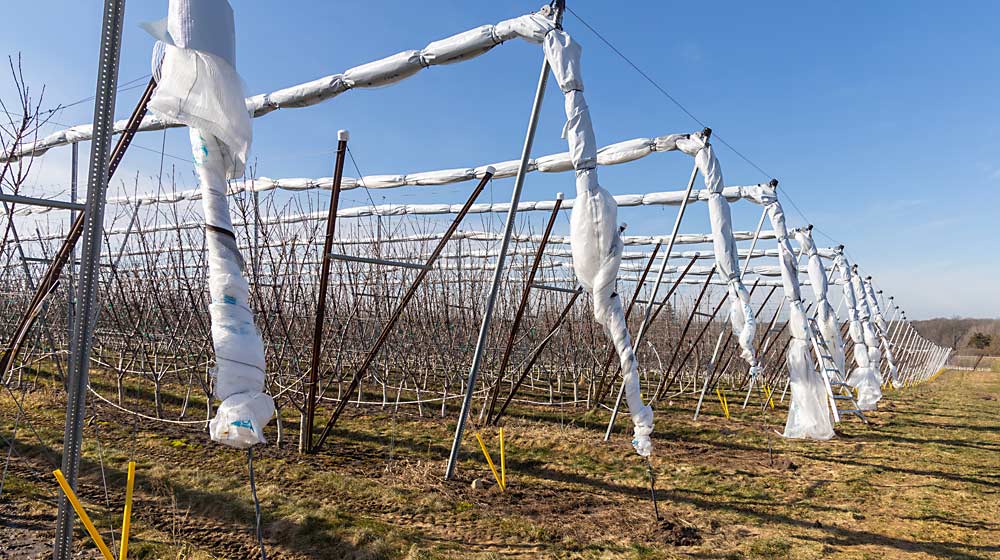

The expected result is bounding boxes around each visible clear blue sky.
[2,1,997,319]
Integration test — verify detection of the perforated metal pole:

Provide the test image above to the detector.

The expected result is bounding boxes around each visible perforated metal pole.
[54,0,126,557]
[445,3,561,479]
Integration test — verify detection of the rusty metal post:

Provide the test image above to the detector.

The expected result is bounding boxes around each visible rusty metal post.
[303,130,349,453]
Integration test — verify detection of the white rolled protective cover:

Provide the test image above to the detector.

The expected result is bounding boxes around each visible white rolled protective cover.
[746,184,833,440]
[3,11,557,161]
[675,133,762,389]
[834,252,882,410]
[794,228,846,380]
[542,28,652,456]
[864,277,901,388]
[147,0,273,448]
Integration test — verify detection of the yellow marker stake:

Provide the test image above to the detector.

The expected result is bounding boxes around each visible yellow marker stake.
[763,385,775,410]
[52,469,115,560]
[499,427,506,489]
[474,432,504,491]
[716,389,730,420]
[120,461,136,560]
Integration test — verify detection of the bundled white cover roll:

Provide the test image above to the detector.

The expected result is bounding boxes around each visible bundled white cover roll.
[864,277,901,388]
[793,227,846,380]
[540,27,652,456]
[675,132,762,384]
[834,252,882,410]
[147,0,273,447]
[746,184,833,440]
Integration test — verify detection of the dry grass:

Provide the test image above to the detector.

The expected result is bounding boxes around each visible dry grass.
[1,369,997,559]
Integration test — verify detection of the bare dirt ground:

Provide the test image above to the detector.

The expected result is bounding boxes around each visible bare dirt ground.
[1,369,997,559]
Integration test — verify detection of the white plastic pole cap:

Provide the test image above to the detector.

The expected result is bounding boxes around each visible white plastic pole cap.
[556,192,564,200]
[338,130,350,142]
[484,165,496,175]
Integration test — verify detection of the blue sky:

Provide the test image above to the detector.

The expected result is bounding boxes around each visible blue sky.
[2,1,997,319]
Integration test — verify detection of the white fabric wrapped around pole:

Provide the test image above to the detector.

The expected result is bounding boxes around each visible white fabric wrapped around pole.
[834,251,882,410]
[542,27,652,456]
[746,184,833,440]
[794,227,846,380]
[864,277,901,388]
[852,265,884,396]
[146,0,273,448]
[675,133,760,383]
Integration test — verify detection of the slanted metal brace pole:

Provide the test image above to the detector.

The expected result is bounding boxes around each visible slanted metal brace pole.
[445,13,559,478]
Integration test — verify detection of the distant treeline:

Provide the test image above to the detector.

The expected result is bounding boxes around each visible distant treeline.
[911,317,1000,354]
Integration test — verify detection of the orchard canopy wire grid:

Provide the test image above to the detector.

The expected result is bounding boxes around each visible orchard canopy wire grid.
[0,0,952,554]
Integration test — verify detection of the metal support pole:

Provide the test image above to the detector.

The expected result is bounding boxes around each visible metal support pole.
[54,0,126,556]
[484,194,564,425]
[605,130,710,441]
[741,205,770,278]
[445,36,555,480]
[69,142,78,350]
[303,130,348,453]
[0,193,84,211]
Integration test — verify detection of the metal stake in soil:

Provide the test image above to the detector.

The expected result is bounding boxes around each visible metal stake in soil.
[55,0,126,556]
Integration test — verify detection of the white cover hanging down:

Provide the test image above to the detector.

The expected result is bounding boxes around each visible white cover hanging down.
[834,251,882,410]
[675,133,762,390]
[793,227,846,380]
[746,184,833,440]
[540,27,653,456]
[147,0,273,448]
[864,277,901,388]
[852,264,885,404]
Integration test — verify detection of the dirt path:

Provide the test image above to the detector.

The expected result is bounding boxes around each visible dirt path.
[1,369,997,559]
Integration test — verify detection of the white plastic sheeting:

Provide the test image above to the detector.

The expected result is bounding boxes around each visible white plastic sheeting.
[675,133,762,390]
[12,183,773,218]
[746,184,833,440]
[794,227,846,380]
[540,24,653,456]
[147,0,273,448]
[834,251,882,410]
[864,277,901,388]
[4,11,571,161]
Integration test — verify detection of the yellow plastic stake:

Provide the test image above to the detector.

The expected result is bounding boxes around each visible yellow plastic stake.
[52,469,115,560]
[716,389,730,420]
[120,461,136,560]
[763,384,775,410]
[499,427,506,489]
[474,432,504,491]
